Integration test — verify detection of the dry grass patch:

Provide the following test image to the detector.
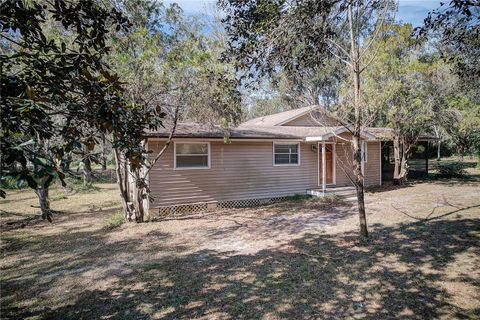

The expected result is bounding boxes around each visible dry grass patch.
[1,177,479,319]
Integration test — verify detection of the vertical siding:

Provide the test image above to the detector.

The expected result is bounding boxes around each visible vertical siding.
[148,141,319,207]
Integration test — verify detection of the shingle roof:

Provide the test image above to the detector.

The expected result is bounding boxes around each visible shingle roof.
[145,106,437,141]
[145,123,340,140]
[239,106,316,126]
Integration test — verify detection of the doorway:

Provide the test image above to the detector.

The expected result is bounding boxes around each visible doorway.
[319,143,334,185]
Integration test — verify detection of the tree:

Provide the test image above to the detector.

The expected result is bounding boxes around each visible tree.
[0,0,144,220]
[108,0,241,222]
[0,1,134,220]
[445,95,480,160]
[416,1,480,160]
[360,24,433,183]
[219,0,396,238]
[416,0,480,82]
[245,57,346,119]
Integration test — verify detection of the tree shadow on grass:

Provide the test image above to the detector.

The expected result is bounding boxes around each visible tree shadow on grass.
[3,216,479,319]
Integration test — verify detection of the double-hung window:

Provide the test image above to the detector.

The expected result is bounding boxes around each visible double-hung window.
[274,143,300,165]
[175,142,210,169]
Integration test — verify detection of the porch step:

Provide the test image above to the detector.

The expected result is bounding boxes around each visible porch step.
[307,186,357,202]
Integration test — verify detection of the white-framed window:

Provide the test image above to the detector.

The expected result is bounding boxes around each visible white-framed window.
[273,142,300,166]
[174,142,210,169]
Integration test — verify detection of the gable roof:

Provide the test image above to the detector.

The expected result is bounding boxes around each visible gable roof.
[145,122,339,140]
[239,106,318,127]
[145,107,437,141]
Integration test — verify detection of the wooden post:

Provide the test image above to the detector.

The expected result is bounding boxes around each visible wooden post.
[322,142,326,195]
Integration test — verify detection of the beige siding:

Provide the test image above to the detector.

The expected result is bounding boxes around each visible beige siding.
[148,141,318,207]
[334,141,354,186]
[148,138,381,207]
[364,141,381,186]
[282,111,338,127]
[331,139,381,187]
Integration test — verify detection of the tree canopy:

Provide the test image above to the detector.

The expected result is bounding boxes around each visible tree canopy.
[0,1,158,219]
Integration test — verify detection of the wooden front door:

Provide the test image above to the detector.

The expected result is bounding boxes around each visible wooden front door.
[319,144,334,185]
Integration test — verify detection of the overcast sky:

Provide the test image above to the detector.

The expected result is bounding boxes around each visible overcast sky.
[164,0,442,27]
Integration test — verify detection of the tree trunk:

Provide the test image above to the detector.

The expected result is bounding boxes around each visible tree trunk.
[113,148,136,221]
[393,134,403,185]
[348,4,368,238]
[433,126,441,161]
[437,140,441,161]
[398,142,408,182]
[101,133,107,170]
[83,156,92,186]
[135,184,145,223]
[35,186,51,221]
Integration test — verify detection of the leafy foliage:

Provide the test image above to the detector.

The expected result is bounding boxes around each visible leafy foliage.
[104,211,125,230]
[0,0,163,220]
[416,0,480,82]
[436,162,467,178]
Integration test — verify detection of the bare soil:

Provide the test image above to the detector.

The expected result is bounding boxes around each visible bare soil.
[1,168,479,319]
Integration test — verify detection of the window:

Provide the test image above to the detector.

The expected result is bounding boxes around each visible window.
[274,143,300,165]
[175,142,210,169]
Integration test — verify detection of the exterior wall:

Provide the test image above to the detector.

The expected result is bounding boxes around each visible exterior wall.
[282,111,338,127]
[363,141,381,186]
[334,141,353,186]
[330,136,381,187]
[148,140,318,208]
[148,138,382,208]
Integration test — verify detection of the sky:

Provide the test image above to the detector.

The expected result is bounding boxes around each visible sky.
[164,0,442,27]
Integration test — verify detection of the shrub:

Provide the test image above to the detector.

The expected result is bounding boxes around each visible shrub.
[286,193,312,201]
[437,162,467,177]
[0,176,27,189]
[104,211,125,230]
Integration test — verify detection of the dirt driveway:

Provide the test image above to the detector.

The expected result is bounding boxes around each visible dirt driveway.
[1,178,479,319]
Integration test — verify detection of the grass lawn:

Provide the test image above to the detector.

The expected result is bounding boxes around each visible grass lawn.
[1,166,479,319]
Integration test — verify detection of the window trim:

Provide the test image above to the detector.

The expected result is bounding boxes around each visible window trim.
[273,142,301,166]
[174,141,211,170]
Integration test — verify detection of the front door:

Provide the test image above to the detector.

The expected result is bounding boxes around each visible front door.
[319,144,334,185]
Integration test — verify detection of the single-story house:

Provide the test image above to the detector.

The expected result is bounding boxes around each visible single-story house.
[144,106,432,214]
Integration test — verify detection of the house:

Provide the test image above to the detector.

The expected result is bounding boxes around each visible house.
[144,106,426,214]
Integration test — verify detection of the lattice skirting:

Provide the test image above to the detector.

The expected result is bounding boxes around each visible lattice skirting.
[218,197,289,209]
[155,196,290,216]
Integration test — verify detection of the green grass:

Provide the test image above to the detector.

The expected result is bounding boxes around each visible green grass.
[285,193,312,201]
[104,211,125,230]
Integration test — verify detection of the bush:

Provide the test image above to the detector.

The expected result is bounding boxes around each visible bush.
[437,162,467,178]
[104,211,125,230]
[285,193,312,201]
[0,176,27,189]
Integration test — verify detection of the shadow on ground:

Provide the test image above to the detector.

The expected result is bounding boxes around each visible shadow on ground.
[2,214,479,319]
